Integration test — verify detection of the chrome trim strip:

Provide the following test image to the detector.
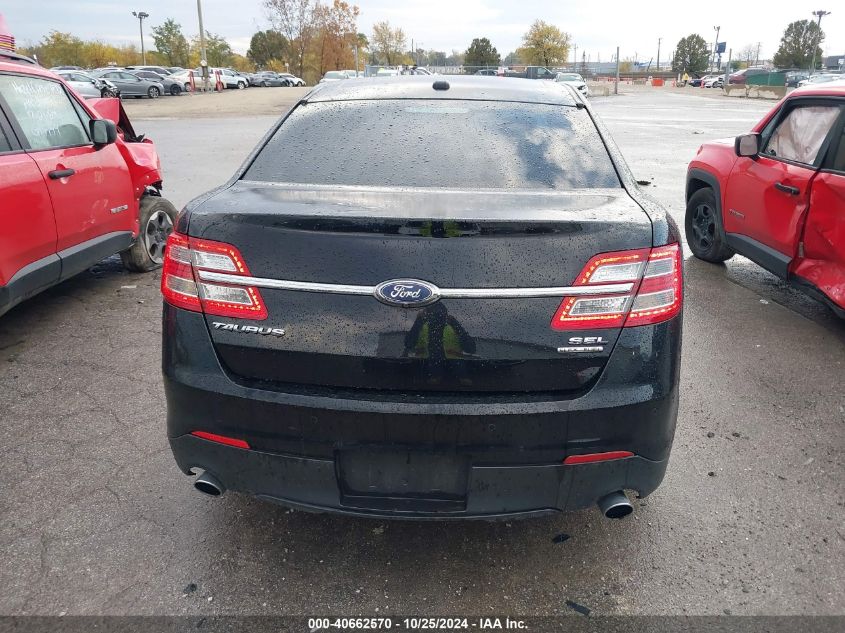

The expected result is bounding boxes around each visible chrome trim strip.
[557,346,604,353]
[197,270,634,298]
[438,285,633,297]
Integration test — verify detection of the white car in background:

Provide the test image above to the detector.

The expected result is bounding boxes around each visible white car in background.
[56,70,119,98]
[320,70,349,83]
[279,72,306,86]
[169,68,249,90]
[797,73,845,88]
[555,72,590,97]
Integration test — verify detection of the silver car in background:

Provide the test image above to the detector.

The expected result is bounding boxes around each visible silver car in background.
[131,70,183,96]
[92,69,165,99]
[56,70,119,98]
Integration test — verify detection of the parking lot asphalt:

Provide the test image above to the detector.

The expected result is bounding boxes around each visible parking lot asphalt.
[1,89,843,617]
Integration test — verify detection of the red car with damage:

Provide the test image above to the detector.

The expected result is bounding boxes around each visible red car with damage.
[686,84,845,316]
[0,50,177,317]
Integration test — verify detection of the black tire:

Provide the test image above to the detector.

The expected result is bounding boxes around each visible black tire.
[685,187,735,263]
[261,80,268,87]
[169,84,181,96]
[120,196,177,272]
[237,81,246,89]
[147,86,161,99]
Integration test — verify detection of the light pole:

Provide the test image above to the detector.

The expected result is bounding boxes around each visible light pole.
[656,37,661,71]
[132,11,149,65]
[196,0,207,66]
[809,10,830,74]
[196,0,208,90]
[711,25,720,72]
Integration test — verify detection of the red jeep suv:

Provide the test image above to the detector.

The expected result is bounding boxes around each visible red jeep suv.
[0,51,176,317]
[686,84,845,316]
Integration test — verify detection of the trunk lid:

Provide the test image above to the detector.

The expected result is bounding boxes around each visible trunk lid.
[189,182,652,393]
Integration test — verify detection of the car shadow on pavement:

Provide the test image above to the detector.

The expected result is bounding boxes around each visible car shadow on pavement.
[186,488,651,614]
[683,255,845,341]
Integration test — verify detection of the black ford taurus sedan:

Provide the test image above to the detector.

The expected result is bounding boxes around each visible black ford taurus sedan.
[161,77,682,520]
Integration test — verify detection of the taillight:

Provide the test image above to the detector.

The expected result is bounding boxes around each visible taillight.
[551,243,682,330]
[161,232,267,320]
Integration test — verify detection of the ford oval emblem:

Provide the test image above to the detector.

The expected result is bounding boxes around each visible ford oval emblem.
[374,279,440,307]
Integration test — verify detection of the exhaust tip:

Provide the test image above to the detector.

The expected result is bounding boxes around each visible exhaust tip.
[597,490,633,519]
[194,471,224,497]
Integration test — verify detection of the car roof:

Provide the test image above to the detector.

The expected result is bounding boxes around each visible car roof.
[306,76,578,106]
[0,56,65,80]
[790,83,845,98]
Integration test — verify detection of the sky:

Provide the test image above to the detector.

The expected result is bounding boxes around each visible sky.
[3,0,843,65]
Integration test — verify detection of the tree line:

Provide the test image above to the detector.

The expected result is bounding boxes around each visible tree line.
[20,2,574,82]
[672,19,827,75]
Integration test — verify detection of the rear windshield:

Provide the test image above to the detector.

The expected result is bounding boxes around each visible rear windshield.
[244,99,620,189]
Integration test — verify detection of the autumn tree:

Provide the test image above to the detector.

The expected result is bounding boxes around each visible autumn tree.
[371,21,406,65]
[672,34,709,74]
[515,20,570,67]
[464,37,500,67]
[264,0,314,77]
[773,20,824,70]
[313,0,359,74]
[355,32,368,69]
[151,18,190,67]
[22,32,150,68]
[30,31,84,67]
[191,32,233,67]
[247,30,288,68]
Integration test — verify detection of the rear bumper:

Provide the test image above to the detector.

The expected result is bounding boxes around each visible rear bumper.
[164,305,681,519]
[171,434,668,519]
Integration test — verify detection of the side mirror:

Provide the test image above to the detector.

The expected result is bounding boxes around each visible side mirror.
[90,119,117,146]
[735,133,760,158]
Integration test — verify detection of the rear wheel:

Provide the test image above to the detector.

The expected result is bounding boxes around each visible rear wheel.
[121,196,177,272]
[685,187,734,262]
[147,86,161,99]
[169,84,181,96]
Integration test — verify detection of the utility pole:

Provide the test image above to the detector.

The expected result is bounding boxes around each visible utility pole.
[755,42,761,66]
[809,10,830,74]
[711,25,720,72]
[615,46,620,95]
[196,0,207,65]
[724,48,731,90]
[132,11,149,65]
[573,43,577,71]
[656,37,661,71]
[195,0,208,91]
[354,43,359,74]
